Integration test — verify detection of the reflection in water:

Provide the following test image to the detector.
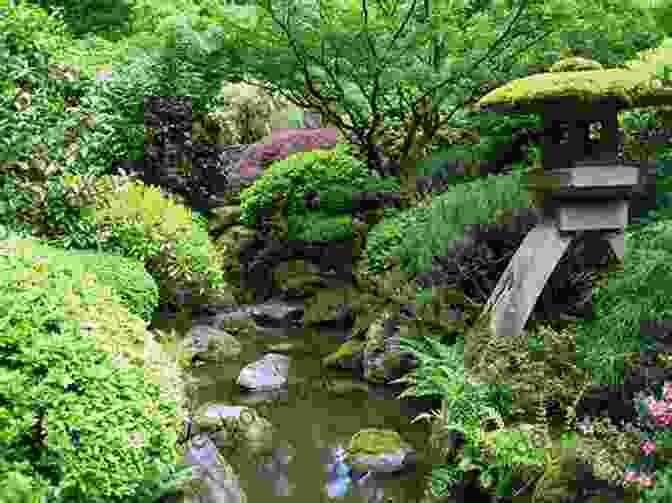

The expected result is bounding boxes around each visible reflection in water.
[326,444,382,500]
[256,444,296,496]
[151,308,435,502]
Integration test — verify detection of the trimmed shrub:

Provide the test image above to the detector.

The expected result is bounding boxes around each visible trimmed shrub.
[239,143,368,226]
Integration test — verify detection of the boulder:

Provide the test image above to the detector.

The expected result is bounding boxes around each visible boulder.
[176,325,242,369]
[362,311,419,384]
[271,259,329,300]
[322,339,366,372]
[247,300,304,328]
[345,428,416,473]
[173,433,247,503]
[302,286,363,327]
[189,403,275,455]
[237,353,291,391]
[209,206,243,237]
[212,308,259,339]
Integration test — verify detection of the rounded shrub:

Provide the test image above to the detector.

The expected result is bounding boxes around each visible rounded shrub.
[239,142,369,225]
[0,251,187,502]
[288,212,355,241]
[316,176,401,214]
[93,176,226,304]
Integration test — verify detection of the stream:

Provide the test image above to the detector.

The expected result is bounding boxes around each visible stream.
[148,304,441,503]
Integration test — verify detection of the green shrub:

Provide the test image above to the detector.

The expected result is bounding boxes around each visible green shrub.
[316,176,401,214]
[288,212,354,241]
[93,177,226,304]
[365,204,434,273]
[365,169,532,275]
[52,249,159,322]
[574,232,672,387]
[239,143,369,225]
[0,254,185,502]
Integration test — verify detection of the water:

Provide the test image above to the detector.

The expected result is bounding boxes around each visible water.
[149,308,440,503]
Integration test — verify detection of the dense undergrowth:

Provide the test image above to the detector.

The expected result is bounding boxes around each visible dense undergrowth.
[3,0,672,501]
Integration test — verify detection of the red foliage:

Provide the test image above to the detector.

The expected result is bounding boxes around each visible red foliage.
[252,128,340,168]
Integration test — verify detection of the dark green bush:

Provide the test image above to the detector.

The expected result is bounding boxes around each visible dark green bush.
[288,212,354,241]
[30,0,132,40]
[316,176,401,214]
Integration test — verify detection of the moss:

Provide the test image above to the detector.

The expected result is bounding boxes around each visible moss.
[346,428,405,456]
[322,339,365,367]
[548,57,604,73]
[477,67,672,112]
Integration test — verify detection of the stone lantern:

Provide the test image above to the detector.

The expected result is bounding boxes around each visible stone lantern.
[473,58,672,339]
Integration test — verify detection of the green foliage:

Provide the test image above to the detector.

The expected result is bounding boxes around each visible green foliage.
[452,110,544,168]
[94,179,195,251]
[93,178,227,301]
[30,0,132,40]
[0,2,146,180]
[49,248,160,323]
[649,0,672,37]
[40,181,104,251]
[287,212,354,241]
[0,2,77,61]
[314,176,401,214]
[0,255,185,502]
[574,229,672,387]
[0,176,38,238]
[239,143,369,225]
[213,0,578,207]
[395,334,514,424]
[365,204,434,273]
[365,169,531,275]
[96,220,163,263]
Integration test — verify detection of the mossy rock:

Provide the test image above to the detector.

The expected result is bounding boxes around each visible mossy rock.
[303,285,367,326]
[347,429,406,455]
[323,339,366,368]
[350,299,384,339]
[271,259,326,298]
[344,428,413,472]
[215,316,258,339]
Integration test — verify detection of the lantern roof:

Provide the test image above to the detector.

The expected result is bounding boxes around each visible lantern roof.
[476,67,672,115]
[548,57,604,73]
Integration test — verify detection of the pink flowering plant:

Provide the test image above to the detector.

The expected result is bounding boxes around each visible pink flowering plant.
[622,381,672,499]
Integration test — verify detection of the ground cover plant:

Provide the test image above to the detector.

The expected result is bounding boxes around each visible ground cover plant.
[0,227,195,503]
[3,0,672,501]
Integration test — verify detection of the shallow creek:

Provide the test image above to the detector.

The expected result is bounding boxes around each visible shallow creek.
[149,307,440,503]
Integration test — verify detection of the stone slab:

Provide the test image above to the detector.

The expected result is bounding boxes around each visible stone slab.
[485,220,572,338]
